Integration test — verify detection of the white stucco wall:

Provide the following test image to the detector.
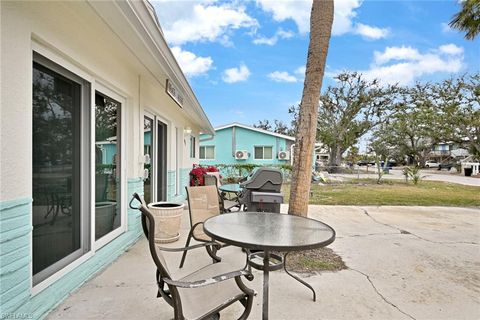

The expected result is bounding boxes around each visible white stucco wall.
[0,1,201,201]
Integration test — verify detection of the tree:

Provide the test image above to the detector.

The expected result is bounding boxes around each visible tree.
[433,73,480,159]
[449,0,480,40]
[371,83,437,166]
[317,72,401,170]
[253,119,272,131]
[289,0,334,217]
[253,119,295,136]
[345,145,360,165]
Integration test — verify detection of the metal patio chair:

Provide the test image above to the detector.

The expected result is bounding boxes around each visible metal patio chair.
[129,193,254,320]
[203,174,240,212]
[179,185,230,268]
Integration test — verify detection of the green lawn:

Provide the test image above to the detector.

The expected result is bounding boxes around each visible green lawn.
[283,179,480,206]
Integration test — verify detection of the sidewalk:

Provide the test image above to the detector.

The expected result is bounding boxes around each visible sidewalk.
[333,168,480,187]
[47,205,480,320]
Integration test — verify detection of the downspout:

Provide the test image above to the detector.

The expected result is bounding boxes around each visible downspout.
[290,143,295,165]
[232,126,236,157]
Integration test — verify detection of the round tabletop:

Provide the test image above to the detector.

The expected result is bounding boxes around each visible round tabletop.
[219,183,242,193]
[204,212,335,251]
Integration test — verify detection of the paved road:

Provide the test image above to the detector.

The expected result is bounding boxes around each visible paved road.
[48,205,480,320]
[331,168,480,186]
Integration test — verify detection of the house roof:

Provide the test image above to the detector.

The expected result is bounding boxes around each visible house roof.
[87,0,214,134]
[214,123,296,141]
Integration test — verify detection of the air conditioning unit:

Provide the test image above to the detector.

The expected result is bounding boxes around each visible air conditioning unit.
[235,150,249,160]
[278,151,290,160]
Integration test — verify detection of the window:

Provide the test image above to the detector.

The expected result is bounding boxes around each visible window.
[200,146,215,160]
[32,52,125,287]
[94,91,121,241]
[32,53,90,285]
[190,136,196,158]
[254,146,273,160]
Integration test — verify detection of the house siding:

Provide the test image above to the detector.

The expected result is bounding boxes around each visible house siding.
[0,180,143,319]
[200,126,291,167]
[167,168,190,202]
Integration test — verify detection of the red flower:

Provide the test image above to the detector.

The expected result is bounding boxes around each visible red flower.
[189,165,219,186]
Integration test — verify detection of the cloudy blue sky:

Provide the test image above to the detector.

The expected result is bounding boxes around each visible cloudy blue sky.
[152,0,479,128]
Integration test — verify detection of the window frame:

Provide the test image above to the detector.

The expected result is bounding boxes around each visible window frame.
[253,145,273,160]
[31,49,93,294]
[199,145,215,160]
[190,135,196,158]
[92,83,127,250]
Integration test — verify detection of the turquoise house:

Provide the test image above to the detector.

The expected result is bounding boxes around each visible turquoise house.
[199,123,296,167]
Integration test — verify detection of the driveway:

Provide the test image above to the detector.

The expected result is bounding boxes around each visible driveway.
[47,205,480,320]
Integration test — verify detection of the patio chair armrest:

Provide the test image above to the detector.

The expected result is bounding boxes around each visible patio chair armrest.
[157,242,221,253]
[163,269,252,289]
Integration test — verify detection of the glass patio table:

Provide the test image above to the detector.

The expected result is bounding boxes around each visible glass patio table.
[203,212,336,320]
[218,183,242,194]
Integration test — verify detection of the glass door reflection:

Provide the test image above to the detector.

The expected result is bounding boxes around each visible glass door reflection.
[94,92,121,240]
[143,116,154,204]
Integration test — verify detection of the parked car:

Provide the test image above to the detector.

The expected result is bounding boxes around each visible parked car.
[438,163,454,170]
[357,160,375,166]
[425,160,439,168]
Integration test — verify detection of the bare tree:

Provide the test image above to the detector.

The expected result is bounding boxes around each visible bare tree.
[318,72,401,170]
[289,0,334,217]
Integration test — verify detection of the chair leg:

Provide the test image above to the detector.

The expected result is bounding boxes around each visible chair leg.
[206,244,222,263]
[235,277,255,320]
[179,231,193,268]
[283,252,317,302]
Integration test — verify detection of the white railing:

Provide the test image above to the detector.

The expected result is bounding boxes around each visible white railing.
[462,162,480,176]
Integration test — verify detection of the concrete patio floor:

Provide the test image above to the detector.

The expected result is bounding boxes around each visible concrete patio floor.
[47,205,480,320]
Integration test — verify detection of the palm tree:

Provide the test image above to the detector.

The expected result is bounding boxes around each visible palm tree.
[449,0,480,40]
[288,0,334,217]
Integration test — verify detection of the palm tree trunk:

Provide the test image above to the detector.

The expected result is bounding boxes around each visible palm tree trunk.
[289,0,334,216]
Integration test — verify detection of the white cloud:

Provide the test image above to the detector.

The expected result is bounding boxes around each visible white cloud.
[170,46,213,77]
[253,28,294,45]
[255,0,311,33]
[255,0,388,40]
[441,22,453,33]
[222,64,251,83]
[438,43,464,55]
[295,66,306,75]
[363,44,465,85]
[334,0,362,35]
[268,71,298,82]
[373,46,422,65]
[353,23,389,40]
[153,1,257,45]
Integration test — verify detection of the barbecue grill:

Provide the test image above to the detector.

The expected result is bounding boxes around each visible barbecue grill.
[239,167,284,213]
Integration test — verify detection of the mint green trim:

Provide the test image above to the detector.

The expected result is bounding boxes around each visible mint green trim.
[167,168,189,202]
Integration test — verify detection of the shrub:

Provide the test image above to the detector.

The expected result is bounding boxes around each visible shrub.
[189,164,219,186]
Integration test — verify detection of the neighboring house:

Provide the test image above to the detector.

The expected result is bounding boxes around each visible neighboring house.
[0,1,213,318]
[199,123,296,167]
[199,123,323,170]
[429,142,470,161]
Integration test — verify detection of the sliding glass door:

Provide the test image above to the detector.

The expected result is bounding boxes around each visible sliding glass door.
[94,92,121,241]
[142,115,168,203]
[157,120,168,202]
[32,55,89,285]
[143,116,154,204]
